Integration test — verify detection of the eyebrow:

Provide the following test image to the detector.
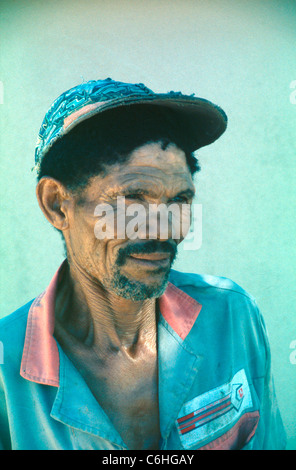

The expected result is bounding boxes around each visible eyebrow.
[119,187,150,196]
[116,187,196,199]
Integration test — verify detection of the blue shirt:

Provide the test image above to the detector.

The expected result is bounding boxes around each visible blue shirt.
[0,262,286,450]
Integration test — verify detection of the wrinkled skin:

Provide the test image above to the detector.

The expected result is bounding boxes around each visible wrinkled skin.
[36,142,195,449]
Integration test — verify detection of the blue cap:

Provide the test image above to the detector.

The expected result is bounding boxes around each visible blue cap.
[34,78,227,172]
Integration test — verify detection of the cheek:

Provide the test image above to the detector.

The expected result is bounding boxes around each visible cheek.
[179,204,192,240]
[67,203,125,278]
[71,218,95,253]
[67,213,103,271]
[86,238,125,276]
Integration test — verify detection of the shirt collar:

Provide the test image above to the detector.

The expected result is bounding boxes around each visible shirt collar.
[20,260,202,387]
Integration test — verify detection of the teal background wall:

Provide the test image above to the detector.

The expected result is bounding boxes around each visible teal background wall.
[0,0,295,449]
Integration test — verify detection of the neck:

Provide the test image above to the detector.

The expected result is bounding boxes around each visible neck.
[55,260,158,355]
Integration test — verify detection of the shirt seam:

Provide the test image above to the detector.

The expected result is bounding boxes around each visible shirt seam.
[173,281,257,304]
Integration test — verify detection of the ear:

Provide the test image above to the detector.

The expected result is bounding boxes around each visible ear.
[36,177,72,231]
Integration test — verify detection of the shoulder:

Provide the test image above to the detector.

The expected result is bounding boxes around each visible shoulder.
[0,299,34,334]
[0,300,34,368]
[168,270,268,374]
[169,269,257,305]
[168,269,264,340]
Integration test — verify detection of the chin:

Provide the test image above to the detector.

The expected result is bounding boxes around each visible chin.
[106,269,170,301]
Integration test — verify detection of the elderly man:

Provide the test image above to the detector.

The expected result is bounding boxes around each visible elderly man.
[0,79,286,450]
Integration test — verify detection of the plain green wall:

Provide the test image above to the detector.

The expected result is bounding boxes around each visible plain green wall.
[0,0,295,449]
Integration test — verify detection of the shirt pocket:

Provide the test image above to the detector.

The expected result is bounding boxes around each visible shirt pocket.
[176,368,260,450]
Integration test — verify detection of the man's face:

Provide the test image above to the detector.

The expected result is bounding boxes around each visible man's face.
[65,142,195,300]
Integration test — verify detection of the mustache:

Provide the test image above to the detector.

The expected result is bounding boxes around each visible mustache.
[116,240,177,266]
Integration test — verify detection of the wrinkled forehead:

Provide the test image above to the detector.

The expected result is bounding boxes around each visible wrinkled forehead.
[105,142,194,186]
[127,142,188,169]
[77,142,195,202]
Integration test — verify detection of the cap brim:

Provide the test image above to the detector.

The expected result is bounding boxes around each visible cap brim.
[62,93,227,152]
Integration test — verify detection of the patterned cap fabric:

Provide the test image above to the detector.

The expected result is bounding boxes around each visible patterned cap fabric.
[34,78,227,172]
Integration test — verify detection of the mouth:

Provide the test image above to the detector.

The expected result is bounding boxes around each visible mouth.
[128,252,171,268]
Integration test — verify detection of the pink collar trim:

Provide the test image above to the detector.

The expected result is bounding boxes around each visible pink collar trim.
[20,262,202,387]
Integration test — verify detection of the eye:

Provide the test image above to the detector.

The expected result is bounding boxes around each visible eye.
[125,193,143,201]
[170,196,190,203]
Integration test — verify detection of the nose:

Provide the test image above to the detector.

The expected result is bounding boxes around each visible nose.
[147,203,191,242]
[115,200,191,242]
